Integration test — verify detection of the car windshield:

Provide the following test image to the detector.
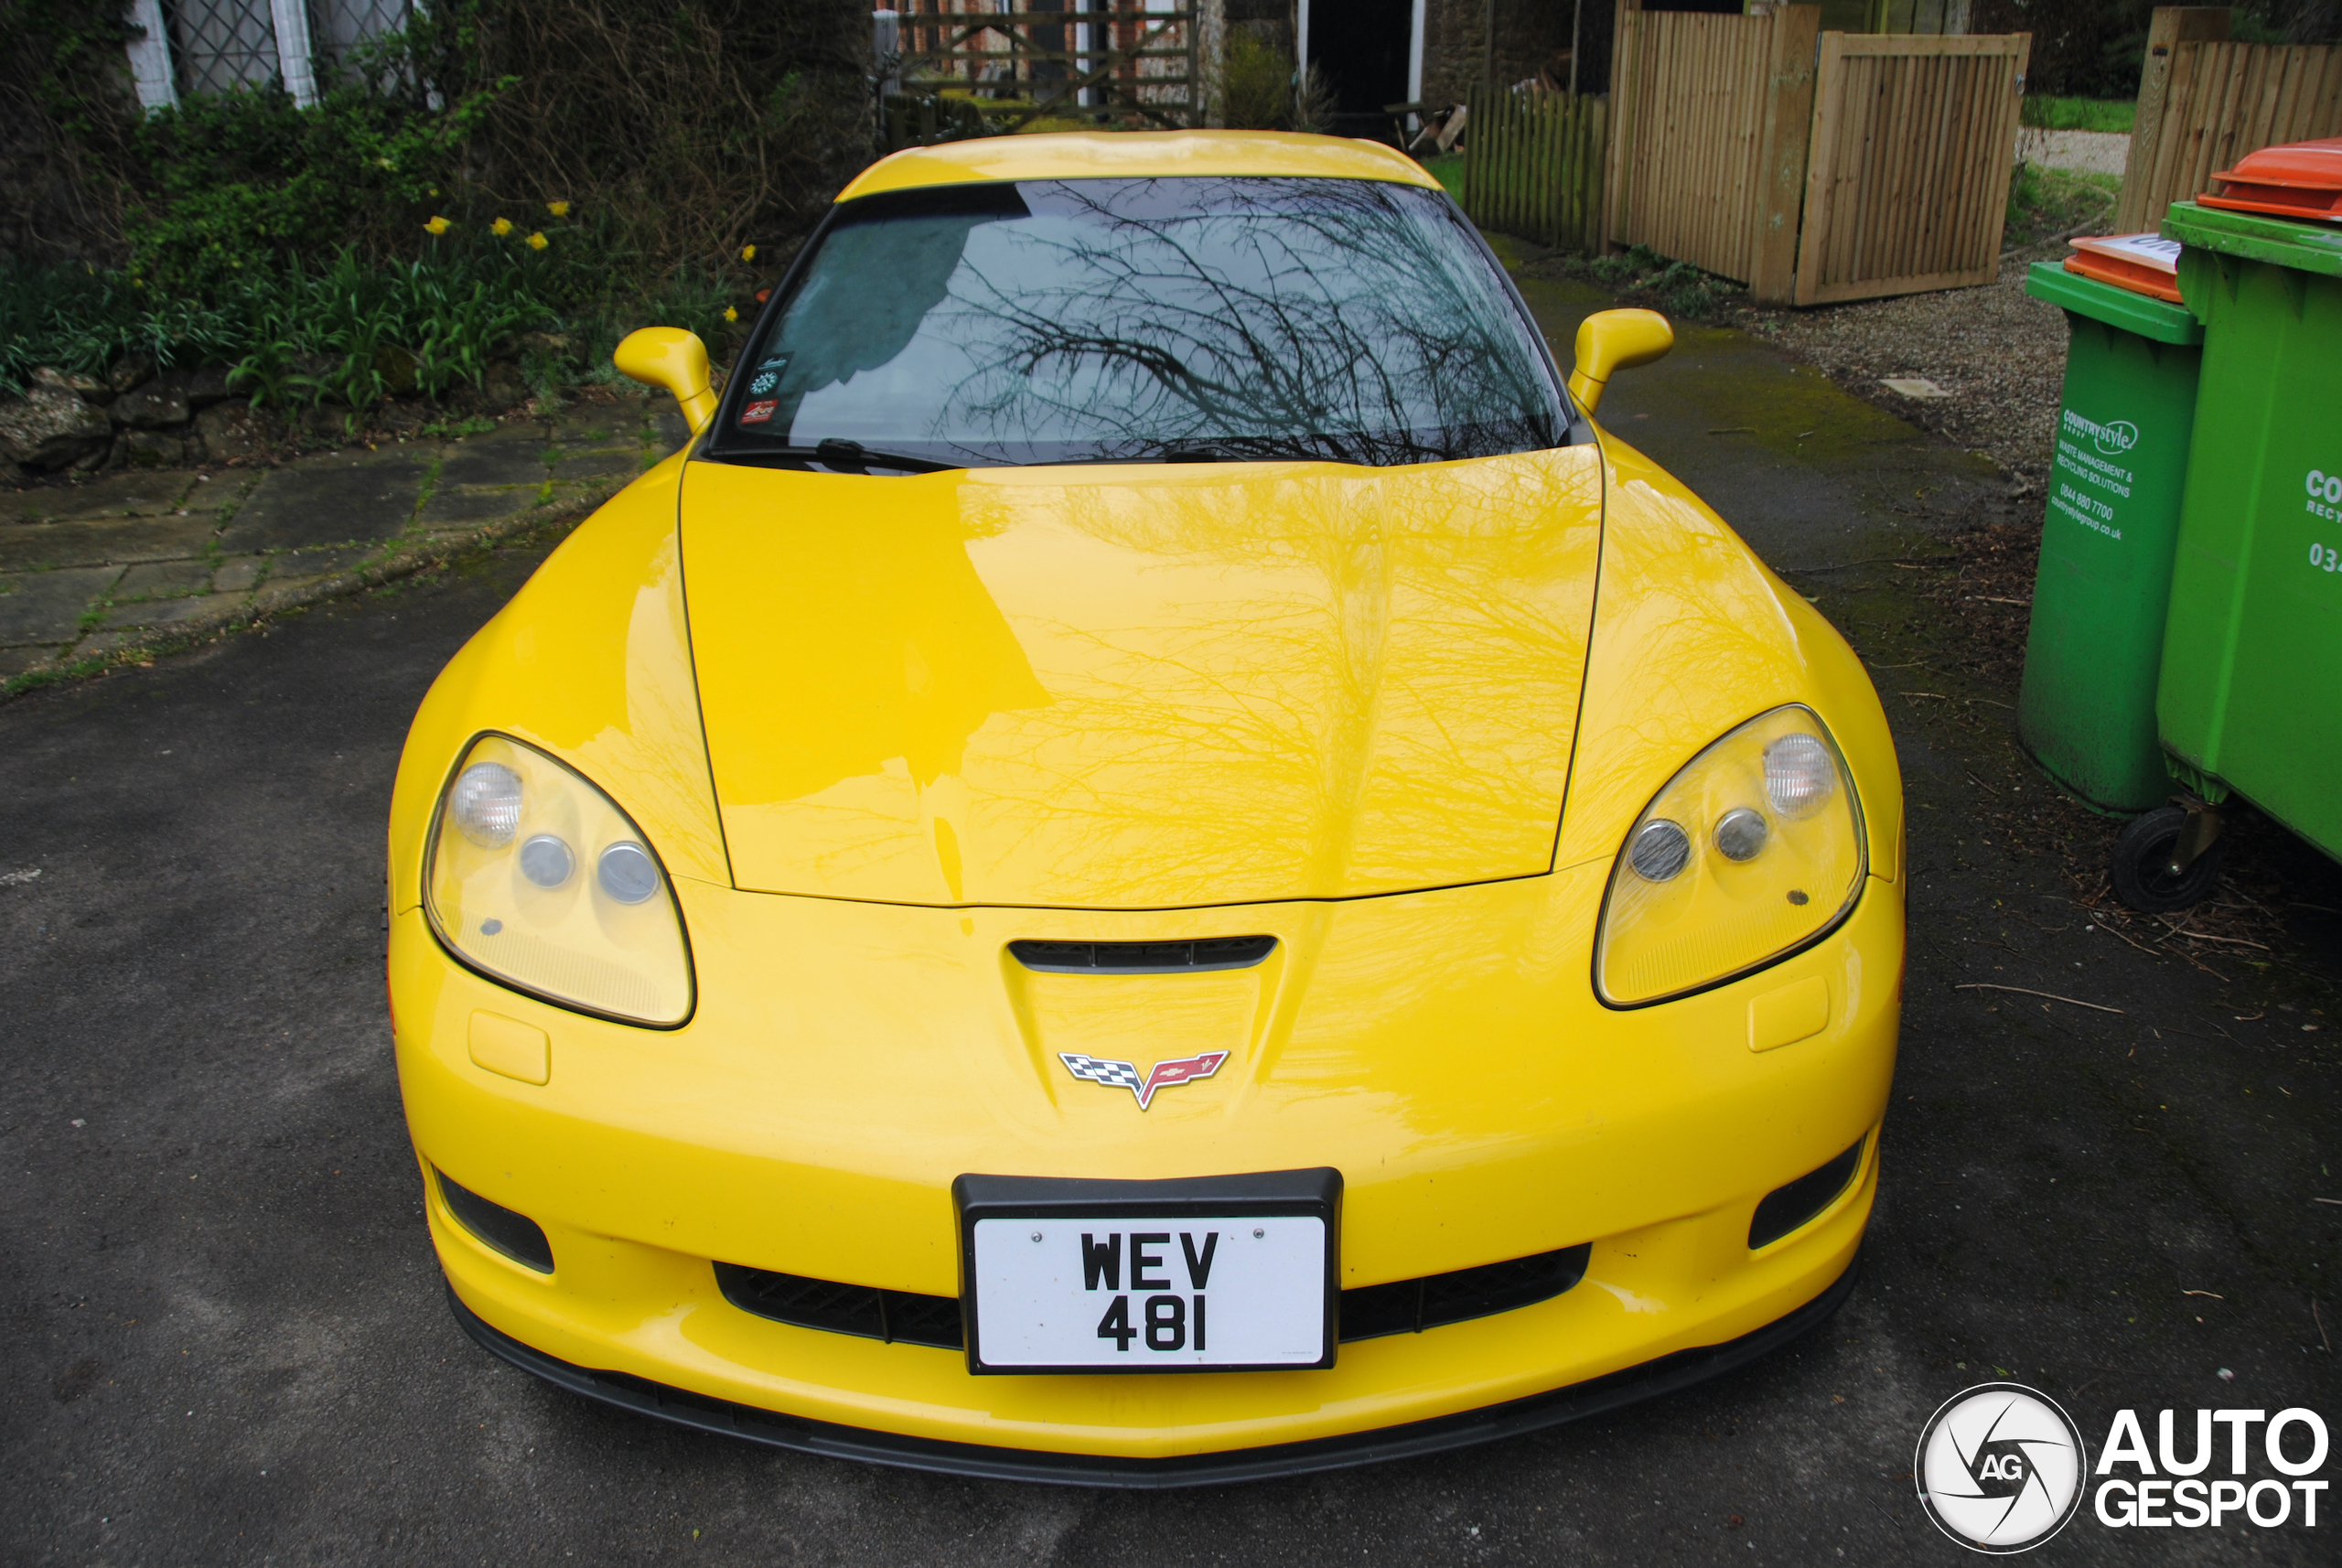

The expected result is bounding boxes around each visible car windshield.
[709,176,1569,470]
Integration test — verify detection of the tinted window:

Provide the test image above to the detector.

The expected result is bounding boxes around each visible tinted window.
[710,177,1568,470]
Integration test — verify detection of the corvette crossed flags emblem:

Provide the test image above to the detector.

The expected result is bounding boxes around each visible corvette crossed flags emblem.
[1058,1050,1230,1110]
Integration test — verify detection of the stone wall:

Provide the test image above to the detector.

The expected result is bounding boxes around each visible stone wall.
[2,362,255,478]
[1421,0,1591,111]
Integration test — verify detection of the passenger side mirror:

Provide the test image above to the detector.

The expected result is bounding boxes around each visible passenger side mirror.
[1567,308,1673,417]
[615,328,720,435]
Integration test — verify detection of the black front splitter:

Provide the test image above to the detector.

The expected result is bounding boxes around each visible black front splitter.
[446,1253,1858,1488]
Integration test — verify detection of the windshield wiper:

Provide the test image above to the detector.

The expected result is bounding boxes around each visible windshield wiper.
[738,439,959,474]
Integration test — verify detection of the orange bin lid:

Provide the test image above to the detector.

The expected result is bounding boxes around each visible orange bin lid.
[2199,135,2342,221]
[2061,233,2185,304]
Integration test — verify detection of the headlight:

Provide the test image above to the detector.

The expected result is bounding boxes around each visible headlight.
[1595,705,1865,1005]
[425,735,693,1026]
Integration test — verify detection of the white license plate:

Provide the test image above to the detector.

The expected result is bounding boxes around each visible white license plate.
[968,1216,1328,1372]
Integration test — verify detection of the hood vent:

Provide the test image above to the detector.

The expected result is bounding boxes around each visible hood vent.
[1010,936,1276,974]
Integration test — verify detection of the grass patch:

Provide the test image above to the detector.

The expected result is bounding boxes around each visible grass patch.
[2005,163,2122,250]
[2021,96,2136,134]
[1421,153,1464,197]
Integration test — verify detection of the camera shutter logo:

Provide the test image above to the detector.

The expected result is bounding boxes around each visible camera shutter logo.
[1916,1383,2090,1553]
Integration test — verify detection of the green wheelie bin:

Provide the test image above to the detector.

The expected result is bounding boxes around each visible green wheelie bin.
[2016,263,2206,814]
[2113,199,2342,908]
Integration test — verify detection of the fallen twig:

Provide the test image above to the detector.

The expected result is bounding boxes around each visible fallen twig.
[2159,922,2272,950]
[1954,983,2123,1014]
[2093,919,2163,959]
[2183,1290,2225,1300]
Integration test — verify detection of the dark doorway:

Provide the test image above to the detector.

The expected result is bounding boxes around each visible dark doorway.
[1310,0,1412,141]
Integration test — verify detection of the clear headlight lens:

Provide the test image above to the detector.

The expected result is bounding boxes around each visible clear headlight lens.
[425,736,693,1026]
[1595,705,1865,1005]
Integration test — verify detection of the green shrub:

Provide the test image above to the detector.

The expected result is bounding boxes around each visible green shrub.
[0,222,747,416]
[1217,29,1296,131]
[121,78,500,296]
[1542,243,1739,324]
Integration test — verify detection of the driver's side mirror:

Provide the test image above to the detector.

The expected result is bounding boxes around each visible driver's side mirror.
[615,328,720,435]
[1567,308,1673,418]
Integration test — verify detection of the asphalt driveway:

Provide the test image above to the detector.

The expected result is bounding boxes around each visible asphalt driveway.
[4,285,2337,1565]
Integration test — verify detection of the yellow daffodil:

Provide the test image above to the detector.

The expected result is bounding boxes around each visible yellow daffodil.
[527,231,549,251]
[724,306,739,322]
[424,215,451,235]
[491,217,513,236]
[741,244,757,262]
[548,200,570,218]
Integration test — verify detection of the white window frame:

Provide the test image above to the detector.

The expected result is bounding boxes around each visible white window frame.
[124,0,179,111]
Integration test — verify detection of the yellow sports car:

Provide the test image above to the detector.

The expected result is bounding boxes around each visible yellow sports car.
[388,132,1903,1483]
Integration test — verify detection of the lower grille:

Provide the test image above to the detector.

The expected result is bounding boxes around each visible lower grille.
[714,1264,966,1349]
[436,1169,554,1273]
[715,1244,1594,1351]
[1338,1245,1593,1341]
[1748,1136,1866,1250]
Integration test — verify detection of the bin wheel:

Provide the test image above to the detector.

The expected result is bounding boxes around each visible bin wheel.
[2110,806,2225,913]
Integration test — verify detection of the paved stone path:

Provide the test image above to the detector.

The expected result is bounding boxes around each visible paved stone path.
[0,396,689,685]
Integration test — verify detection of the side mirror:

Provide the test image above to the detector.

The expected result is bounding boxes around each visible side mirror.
[615,328,720,435]
[1566,308,1673,417]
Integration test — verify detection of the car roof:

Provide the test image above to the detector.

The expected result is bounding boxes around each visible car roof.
[835,130,1443,203]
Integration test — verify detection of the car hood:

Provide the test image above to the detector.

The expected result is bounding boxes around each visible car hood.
[678,451,1603,908]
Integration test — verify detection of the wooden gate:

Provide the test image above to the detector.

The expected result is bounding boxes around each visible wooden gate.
[1605,4,1819,300]
[1462,87,1608,253]
[2116,6,2342,235]
[1790,31,2030,306]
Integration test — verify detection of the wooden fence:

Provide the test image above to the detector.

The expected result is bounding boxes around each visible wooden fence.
[2116,6,2342,234]
[888,1,1202,134]
[1605,4,1818,302]
[1792,31,2030,306]
[1459,86,1607,252]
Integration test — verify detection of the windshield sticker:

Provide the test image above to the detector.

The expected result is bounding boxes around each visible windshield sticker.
[739,400,778,425]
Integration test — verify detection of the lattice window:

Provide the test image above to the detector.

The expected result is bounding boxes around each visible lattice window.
[309,0,414,84]
[131,0,414,108]
[163,0,281,97]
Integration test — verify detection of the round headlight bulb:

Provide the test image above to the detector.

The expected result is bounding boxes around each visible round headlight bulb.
[597,842,661,905]
[1765,733,1835,820]
[518,833,575,887]
[449,762,522,847]
[1628,819,1692,881]
[1714,806,1769,863]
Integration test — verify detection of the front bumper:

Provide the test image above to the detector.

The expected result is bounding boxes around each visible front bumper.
[395,857,1900,1468]
[446,1251,1861,1486]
